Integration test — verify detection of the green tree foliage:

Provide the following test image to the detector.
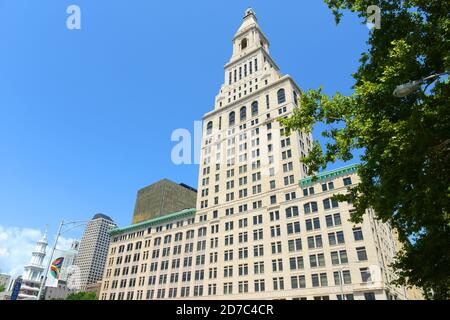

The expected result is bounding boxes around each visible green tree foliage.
[280,0,449,299]
[66,291,97,300]
[0,285,5,293]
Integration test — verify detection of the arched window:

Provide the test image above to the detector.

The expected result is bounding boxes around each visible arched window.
[229,111,235,126]
[241,38,248,50]
[277,88,286,104]
[251,101,259,116]
[240,106,247,122]
[304,201,318,214]
[323,198,339,210]
[206,121,213,135]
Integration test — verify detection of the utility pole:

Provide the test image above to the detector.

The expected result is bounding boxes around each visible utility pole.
[37,219,88,300]
[37,220,63,300]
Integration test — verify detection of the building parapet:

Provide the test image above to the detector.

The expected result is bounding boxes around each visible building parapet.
[109,208,196,237]
[299,164,359,187]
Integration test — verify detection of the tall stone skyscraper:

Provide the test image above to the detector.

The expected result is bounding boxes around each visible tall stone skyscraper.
[74,214,116,291]
[196,7,312,230]
[194,8,405,299]
[99,8,408,300]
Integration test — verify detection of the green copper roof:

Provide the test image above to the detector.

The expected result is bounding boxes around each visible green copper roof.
[299,164,359,187]
[109,208,196,236]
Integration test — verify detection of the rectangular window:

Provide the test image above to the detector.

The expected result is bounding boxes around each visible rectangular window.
[353,227,364,241]
[307,235,323,249]
[364,292,376,300]
[254,279,265,292]
[343,177,352,186]
[311,274,320,287]
[269,210,280,221]
[253,245,264,257]
[287,222,301,234]
[253,229,264,241]
[238,281,249,293]
[273,277,285,291]
[289,256,304,270]
[356,247,368,261]
[360,268,372,283]
[254,261,264,274]
[288,238,302,252]
[291,275,306,289]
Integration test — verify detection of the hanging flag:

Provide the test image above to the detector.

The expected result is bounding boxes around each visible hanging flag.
[50,257,64,279]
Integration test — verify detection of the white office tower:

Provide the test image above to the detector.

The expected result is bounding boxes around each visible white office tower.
[74,214,116,291]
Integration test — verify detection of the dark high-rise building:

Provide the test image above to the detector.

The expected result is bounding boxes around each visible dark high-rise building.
[132,179,197,224]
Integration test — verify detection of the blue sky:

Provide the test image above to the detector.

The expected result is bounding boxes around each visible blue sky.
[0,0,368,274]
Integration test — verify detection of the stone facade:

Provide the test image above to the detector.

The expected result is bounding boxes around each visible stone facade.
[99,167,407,300]
[0,274,11,289]
[44,281,74,300]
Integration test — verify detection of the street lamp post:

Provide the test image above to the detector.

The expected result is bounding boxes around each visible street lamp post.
[336,259,363,301]
[393,72,448,97]
[37,219,88,300]
[339,268,345,300]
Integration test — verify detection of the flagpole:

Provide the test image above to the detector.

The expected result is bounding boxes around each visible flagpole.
[38,219,63,300]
